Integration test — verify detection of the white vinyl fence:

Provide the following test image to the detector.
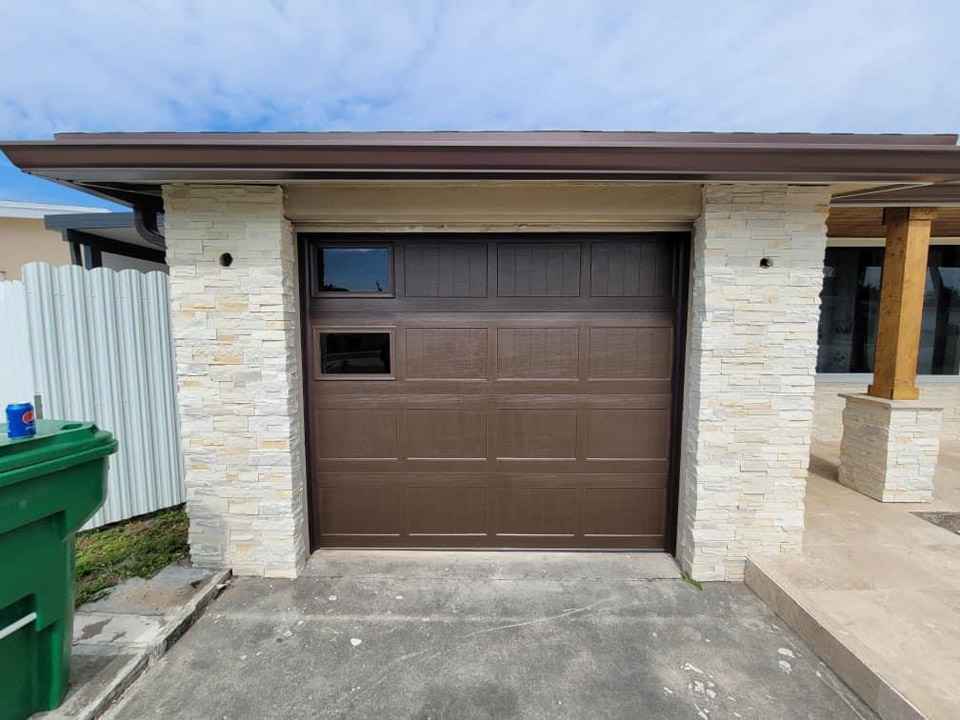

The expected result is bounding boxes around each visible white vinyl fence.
[0,280,35,409]
[1,263,184,529]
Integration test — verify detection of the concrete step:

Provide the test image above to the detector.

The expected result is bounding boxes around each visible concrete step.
[745,557,924,720]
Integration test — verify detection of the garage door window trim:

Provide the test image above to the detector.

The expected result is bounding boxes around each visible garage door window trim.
[314,327,397,380]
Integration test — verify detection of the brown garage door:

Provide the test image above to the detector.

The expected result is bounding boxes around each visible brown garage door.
[301,234,686,550]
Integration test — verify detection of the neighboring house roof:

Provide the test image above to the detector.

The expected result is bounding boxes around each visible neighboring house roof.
[0,200,108,219]
[44,211,165,264]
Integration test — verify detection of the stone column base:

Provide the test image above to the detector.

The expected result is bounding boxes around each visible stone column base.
[838,393,942,502]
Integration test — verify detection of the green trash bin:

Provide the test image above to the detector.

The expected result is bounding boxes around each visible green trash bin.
[0,420,117,720]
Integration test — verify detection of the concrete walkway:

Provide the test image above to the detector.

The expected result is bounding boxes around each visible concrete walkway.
[106,551,874,720]
[36,564,228,720]
[748,443,960,720]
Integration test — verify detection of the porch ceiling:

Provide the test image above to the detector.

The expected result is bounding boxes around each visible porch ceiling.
[829,206,960,238]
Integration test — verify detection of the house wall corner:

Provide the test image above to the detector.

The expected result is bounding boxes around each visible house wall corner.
[677,184,830,580]
[163,184,309,578]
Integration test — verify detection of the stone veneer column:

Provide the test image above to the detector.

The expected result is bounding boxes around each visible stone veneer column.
[163,185,308,578]
[839,394,942,502]
[678,184,831,581]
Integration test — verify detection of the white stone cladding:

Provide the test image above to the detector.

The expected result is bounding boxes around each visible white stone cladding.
[678,184,831,581]
[838,393,942,502]
[814,377,960,448]
[163,184,308,578]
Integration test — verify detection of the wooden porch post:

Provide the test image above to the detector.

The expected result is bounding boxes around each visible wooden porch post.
[867,207,937,400]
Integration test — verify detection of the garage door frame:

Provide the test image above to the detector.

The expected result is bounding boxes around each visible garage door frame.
[297,232,690,555]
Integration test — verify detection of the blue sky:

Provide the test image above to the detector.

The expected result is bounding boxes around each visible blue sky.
[1,0,958,209]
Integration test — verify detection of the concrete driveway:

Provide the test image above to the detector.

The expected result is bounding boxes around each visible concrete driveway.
[107,552,874,720]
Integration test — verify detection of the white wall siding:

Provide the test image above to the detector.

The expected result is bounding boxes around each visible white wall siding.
[0,281,35,409]
[17,263,184,529]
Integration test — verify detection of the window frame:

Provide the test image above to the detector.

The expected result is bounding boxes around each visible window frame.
[312,326,397,381]
[311,242,395,298]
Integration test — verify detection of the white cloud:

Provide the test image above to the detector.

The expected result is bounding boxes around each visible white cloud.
[0,0,957,138]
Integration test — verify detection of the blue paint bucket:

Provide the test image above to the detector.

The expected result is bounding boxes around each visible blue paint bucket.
[6,402,37,438]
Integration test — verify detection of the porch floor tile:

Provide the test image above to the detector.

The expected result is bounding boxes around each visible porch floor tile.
[748,442,960,720]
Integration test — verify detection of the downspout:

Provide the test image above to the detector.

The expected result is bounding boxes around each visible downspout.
[133,205,165,247]
[66,232,82,266]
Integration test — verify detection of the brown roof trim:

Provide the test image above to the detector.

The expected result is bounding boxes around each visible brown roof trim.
[3,131,960,191]
[22,130,960,147]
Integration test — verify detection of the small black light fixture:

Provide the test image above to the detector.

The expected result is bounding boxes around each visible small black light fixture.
[759,257,773,269]
[219,252,233,268]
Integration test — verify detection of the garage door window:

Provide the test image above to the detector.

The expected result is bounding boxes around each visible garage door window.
[319,331,393,377]
[319,246,393,295]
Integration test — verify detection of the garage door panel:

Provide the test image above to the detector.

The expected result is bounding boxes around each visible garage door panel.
[314,408,400,460]
[495,472,668,489]
[495,409,578,460]
[404,327,489,379]
[316,472,490,487]
[579,459,670,475]
[497,244,581,297]
[590,240,673,298]
[314,533,665,549]
[580,488,667,537]
[585,409,670,460]
[307,296,675,314]
[494,460,585,475]
[497,327,580,379]
[404,243,487,298]
[316,484,404,538]
[492,393,672,408]
[403,409,487,460]
[588,326,673,379]
[495,488,579,536]
[313,393,488,407]
[406,486,488,536]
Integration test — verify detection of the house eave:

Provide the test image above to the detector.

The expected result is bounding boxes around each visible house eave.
[3,130,960,206]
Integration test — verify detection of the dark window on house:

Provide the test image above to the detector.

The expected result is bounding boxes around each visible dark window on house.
[319,332,391,375]
[319,247,392,294]
[817,246,960,374]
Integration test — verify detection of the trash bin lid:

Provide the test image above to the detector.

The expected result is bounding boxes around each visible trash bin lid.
[0,420,117,477]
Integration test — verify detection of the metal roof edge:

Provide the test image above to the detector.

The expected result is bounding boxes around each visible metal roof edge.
[0,199,108,218]
[43,211,135,231]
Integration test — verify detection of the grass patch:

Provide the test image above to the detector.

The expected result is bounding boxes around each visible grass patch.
[681,572,704,591]
[75,506,189,607]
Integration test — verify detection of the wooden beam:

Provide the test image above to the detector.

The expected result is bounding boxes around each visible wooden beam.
[868,207,937,400]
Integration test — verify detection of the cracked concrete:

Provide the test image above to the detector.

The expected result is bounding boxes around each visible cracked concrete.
[72,566,213,657]
[107,552,875,720]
